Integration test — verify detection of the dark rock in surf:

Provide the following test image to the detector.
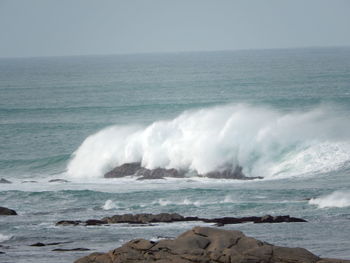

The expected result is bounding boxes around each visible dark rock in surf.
[203,165,263,180]
[30,241,73,247]
[0,207,17,215]
[49,179,69,183]
[21,180,38,183]
[56,220,82,226]
[104,162,142,178]
[135,167,185,180]
[85,219,107,226]
[102,213,185,224]
[74,226,348,263]
[57,213,306,226]
[104,162,262,180]
[0,178,12,184]
[30,242,46,247]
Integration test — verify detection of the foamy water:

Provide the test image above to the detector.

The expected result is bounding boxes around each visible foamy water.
[309,191,350,208]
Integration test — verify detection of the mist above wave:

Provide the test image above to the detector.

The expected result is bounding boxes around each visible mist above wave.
[67,104,350,179]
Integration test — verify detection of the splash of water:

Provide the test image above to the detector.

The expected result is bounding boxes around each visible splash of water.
[309,191,350,208]
[67,104,350,179]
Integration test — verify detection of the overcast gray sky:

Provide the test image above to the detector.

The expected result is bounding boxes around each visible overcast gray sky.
[0,0,349,58]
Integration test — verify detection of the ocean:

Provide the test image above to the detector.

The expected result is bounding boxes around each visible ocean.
[0,47,349,262]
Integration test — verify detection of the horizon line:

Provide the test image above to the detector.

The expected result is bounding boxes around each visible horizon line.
[1,44,350,60]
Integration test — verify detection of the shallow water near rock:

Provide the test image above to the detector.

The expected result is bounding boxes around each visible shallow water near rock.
[1,48,350,262]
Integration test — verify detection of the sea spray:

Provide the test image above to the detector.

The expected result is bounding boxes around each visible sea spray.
[309,191,350,208]
[67,104,350,179]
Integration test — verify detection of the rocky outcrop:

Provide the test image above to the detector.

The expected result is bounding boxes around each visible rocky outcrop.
[104,163,143,178]
[203,166,262,180]
[104,162,262,180]
[0,178,12,184]
[74,226,349,263]
[56,213,306,226]
[0,206,17,215]
[103,213,185,224]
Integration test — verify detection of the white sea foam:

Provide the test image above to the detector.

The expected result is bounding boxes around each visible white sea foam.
[154,198,202,207]
[102,199,119,210]
[67,104,350,179]
[309,191,350,208]
[154,195,235,207]
[0,233,12,242]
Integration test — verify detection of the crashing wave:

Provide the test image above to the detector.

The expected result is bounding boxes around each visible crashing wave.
[67,104,350,179]
[309,191,350,208]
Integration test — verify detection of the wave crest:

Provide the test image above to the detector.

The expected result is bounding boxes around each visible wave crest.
[67,104,350,179]
[309,191,350,208]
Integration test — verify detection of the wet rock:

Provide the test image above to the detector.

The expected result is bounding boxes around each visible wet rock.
[104,162,142,178]
[85,219,107,226]
[56,220,82,226]
[75,226,348,263]
[0,178,12,184]
[30,241,72,246]
[103,213,184,224]
[136,167,185,180]
[30,242,46,247]
[49,179,69,183]
[58,213,306,226]
[104,162,263,180]
[203,165,262,180]
[21,180,38,183]
[0,206,17,215]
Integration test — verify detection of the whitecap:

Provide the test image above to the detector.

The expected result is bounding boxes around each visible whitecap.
[309,191,350,208]
[0,233,12,242]
[102,200,120,210]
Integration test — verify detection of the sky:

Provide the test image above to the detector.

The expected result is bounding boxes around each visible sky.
[0,0,349,58]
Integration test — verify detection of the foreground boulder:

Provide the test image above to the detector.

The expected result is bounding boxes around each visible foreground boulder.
[0,207,17,215]
[74,226,349,263]
[57,213,306,226]
[104,162,262,180]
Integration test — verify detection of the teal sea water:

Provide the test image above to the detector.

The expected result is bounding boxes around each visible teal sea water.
[0,48,350,262]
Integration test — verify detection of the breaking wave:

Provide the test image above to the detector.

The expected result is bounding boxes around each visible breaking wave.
[0,233,12,242]
[67,104,350,179]
[309,191,350,208]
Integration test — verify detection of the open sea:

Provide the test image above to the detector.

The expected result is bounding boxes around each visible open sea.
[0,47,350,262]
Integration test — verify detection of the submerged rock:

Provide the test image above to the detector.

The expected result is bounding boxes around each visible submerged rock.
[0,206,17,215]
[49,179,70,183]
[56,220,82,226]
[74,226,349,263]
[0,178,12,184]
[21,180,38,183]
[104,162,261,180]
[53,248,90,252]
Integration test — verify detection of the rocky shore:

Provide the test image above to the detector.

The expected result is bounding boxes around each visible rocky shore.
[56,213,306,226]
[75,226,350,263]
[104,162,262,180]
